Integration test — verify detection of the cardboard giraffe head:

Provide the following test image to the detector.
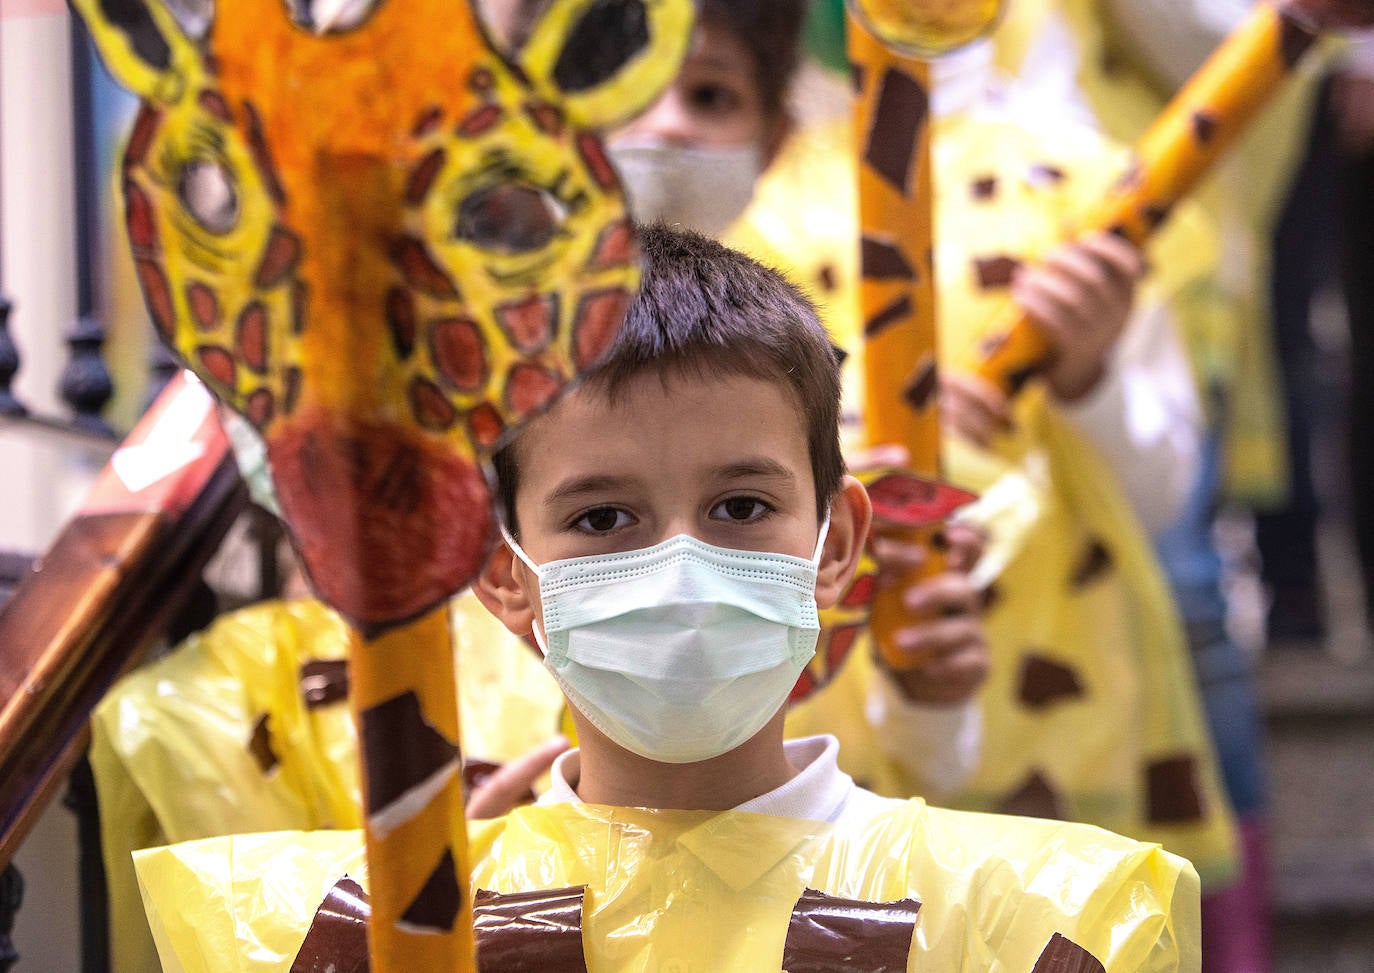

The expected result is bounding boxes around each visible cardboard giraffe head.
[73,0,694,633]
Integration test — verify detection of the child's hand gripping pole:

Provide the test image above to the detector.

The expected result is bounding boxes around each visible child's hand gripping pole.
[967,0,1374,399]
[848,9,985,670]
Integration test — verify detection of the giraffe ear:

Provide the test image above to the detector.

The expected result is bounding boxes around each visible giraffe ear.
[70,0,206,103]
[515,0,696,130]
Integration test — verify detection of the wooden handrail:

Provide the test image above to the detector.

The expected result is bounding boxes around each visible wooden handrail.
[0,372,247,868]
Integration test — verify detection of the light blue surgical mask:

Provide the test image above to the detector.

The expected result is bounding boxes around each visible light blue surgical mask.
[503,518,830,763]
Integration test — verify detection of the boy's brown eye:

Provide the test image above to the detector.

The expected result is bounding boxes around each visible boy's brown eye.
[720,497,764,521]
[582,508,622,532]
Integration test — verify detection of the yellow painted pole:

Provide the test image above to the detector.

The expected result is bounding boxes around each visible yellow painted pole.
[350,608,474,967]
[848,3,1001,670]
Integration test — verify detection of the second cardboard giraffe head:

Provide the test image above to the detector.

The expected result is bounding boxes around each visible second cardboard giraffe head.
[72,0,694,634]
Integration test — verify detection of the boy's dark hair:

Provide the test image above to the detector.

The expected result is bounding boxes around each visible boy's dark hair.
[701,0,807,116]
[494,223,844,533]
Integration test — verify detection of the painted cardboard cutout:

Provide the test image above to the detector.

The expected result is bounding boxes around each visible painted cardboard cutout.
[71,0,694,634]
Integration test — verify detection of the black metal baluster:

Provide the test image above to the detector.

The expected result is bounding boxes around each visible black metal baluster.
[0,300,26,418]
[60,317,115,437]
[61,17,115,438]
[0,863,21,972]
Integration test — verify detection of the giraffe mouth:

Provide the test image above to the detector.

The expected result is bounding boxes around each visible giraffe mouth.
[266,407,496,633]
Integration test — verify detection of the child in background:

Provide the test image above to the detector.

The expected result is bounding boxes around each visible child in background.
[134,224,1200,971]
[714,8,1238,886]
[987,4,1326,965]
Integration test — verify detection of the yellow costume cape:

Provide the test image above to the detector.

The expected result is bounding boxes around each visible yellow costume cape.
[131,801,1199,971]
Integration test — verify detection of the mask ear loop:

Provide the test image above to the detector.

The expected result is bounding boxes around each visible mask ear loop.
[810,511,833,565]
[499,524,552,656]
[500,523,544,577]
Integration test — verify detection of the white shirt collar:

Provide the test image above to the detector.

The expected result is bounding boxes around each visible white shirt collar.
[539,735,858,824]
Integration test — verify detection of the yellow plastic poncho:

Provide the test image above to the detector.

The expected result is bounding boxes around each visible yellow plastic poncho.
[132,801,1200,971]
[727,111,1238,889]
[92,592,920,972]
[90,596,565,973]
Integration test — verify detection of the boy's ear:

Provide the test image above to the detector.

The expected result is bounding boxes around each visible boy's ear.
[815,475,873,610]
[516,0,696,129]
[473,540,538,638]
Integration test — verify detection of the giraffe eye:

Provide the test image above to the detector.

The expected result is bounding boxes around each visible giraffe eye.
[178,159,239,235]
[455,183,567,255]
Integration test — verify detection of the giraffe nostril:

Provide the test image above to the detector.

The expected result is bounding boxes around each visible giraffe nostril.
[455,183,567,255]
[178,158,239,235]
[284,0,379,34]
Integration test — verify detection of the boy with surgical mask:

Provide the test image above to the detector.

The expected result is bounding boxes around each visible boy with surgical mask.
[454,223,1198,966]
[130,223,1197,971]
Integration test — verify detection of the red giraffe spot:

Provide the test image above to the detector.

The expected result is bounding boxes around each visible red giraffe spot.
[429,318,486,392]
[468,67,495,93]
[495,294,557,353]
[386,288,417,358]
[411,105,444,139]
[468,403,505,449]
[405,148,447,205]
[577,134,618,190]
[197,345,237,389]
[236,301,269,373]
[390,237,460,298]
[197,90,233,122]
[572,288,630,368]
[505,363,562,418]
[457,105,503,138]
[292,281,309,335]
[186,282,220,330]
[124,104,160,169]
[246,388,275,428]
[124,180,158,253]
[254,225,302,289]
[525,103,564,136]
[409,376,458,431]
[135,259,176,339]
[586,220,636,271]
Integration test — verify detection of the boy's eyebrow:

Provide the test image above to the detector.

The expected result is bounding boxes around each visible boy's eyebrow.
[712,459,797,484]
[544,474,636,507]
